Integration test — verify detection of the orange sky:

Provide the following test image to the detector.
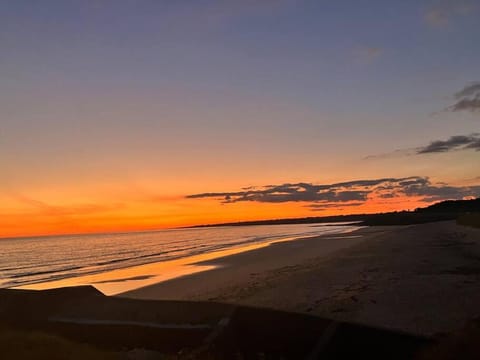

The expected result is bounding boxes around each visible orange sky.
[1,147,478,238]
[0,187,429,238]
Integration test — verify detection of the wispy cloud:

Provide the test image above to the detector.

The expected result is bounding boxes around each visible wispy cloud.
[425,1,476,27]
[417,133,480,153]
[447,82,480,113]
[6,193,124,217]
[365,133,480,159]
[355,46,383,64]
[363,149,415,160]
[425,8,450,27]
[187,176,480,207]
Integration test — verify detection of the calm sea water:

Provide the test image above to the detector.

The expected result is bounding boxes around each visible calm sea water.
[0,223,359,289]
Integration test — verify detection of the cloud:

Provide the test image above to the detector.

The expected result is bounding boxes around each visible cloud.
[447,82,480,113]
[417,133,480,154]
[187,176,480,206]
[6,193,124,217]
[363,149,415,160]
[425,8,450,27]
[425,9,449,27]
[365,133,480,159]
[425,1,476,27]
[355,46,383,64]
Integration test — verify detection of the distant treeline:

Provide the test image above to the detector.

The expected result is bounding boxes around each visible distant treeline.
[189,198,480,228]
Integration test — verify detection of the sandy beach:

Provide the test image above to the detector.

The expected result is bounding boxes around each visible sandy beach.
[122,221,480,336]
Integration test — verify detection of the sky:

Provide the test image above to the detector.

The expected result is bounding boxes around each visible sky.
[1,0,479,237]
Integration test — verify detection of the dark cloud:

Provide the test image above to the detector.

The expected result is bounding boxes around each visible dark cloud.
[400,180,480,202]
[416,133,480,154]
[448,82,480,113]
[187,176,480,207]
[456,83,480,98]
[366,133,480,159]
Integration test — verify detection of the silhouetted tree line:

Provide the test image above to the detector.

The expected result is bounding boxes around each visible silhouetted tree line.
[190,198,480,228]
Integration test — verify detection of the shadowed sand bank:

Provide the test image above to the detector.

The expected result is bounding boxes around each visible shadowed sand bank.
[0,286,432,359]
[122,221,480,336]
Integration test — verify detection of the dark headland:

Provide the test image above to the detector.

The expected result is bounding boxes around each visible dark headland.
[188,198,480,228]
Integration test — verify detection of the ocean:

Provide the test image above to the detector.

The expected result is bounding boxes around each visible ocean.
[0,223,360,294]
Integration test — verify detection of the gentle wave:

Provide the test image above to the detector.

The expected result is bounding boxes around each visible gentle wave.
[0,223,360,288]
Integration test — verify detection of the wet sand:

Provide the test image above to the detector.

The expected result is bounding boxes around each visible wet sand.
[122,221,480,336]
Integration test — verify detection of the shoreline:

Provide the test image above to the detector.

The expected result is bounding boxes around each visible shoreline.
[119,225,389,300]
[14,225,362,295]
[122,221,480,336]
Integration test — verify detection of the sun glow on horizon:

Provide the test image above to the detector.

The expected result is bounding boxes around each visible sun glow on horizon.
[0,191,430,238]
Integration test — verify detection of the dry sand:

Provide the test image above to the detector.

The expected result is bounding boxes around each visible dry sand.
[122,221,480,336]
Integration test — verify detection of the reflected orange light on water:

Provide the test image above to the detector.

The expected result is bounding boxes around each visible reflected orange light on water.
[16,235,310,295]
